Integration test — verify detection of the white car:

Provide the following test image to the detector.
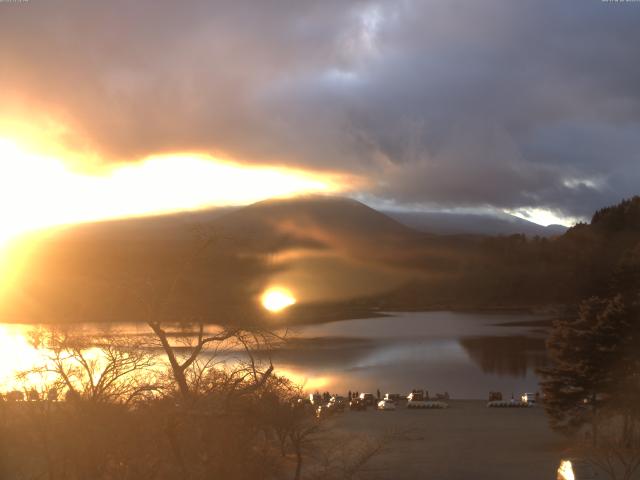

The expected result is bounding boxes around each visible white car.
[407,391,426,408]
[377,399,396,411]
[406,391,448,409]
[384,393,402,403]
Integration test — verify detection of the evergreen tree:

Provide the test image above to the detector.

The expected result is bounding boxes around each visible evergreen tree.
[539,293,640,444]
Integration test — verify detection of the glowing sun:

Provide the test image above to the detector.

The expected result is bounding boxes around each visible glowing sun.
[261,287,296,313]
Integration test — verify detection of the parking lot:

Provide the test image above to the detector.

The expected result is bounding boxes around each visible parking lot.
[323,400,570,480]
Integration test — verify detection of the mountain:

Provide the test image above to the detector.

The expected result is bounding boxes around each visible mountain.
[2,194,638,324]
[385,210,567,237]
[0,205,266,324]
[209,195,422,255]
[0,196,428,324]
[205,196,439,306]
[214,196,416,238]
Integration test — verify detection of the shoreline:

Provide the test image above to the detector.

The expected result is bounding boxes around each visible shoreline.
[0,304,566,327]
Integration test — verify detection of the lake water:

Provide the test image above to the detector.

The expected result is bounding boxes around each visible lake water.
[276,311,550,399]
[0,311,550,399]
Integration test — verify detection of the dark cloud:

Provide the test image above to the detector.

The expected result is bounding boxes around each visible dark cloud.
[1,0,639,217]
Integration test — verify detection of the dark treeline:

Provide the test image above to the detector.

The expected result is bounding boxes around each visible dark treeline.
[536,209,640,480]
[373,196,640,313]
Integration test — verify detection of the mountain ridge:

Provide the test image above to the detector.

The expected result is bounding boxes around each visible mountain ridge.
[2,194,638,324]
[385,210,567,237]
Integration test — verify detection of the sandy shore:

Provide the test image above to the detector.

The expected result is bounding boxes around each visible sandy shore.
[323,400,570,480]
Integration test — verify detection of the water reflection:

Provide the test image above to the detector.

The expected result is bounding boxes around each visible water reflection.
[0,311,550,399]
[0,324,45,390]
[459,336,547,377]
[269,311,550,398]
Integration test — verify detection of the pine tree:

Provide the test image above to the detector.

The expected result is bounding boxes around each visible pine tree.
[539,294,640,444]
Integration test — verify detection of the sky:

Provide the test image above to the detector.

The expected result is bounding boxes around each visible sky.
[1,0,639,231]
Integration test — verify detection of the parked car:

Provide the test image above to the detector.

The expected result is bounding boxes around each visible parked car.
[328,395,346,411]
[349,397,367,411]
[377,399,396,411]
[407,390,428,408]
[384,393,402,404]
[406,390,448,409]
[407,390,426,402]
[359,392,376,406]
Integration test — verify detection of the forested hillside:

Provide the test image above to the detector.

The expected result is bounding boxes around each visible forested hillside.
[373,197,640,313]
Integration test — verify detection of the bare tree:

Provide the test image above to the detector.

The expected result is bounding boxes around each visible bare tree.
[146,321,281,401]
[148,322,237,399]
[581,417,640,480]
[25,327,161,404]
[130,233,283,400]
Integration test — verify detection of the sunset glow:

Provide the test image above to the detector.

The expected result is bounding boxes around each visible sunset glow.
[261,287,297,313]
[0,324,46,391]
[0,138,348,251]
[507,208,578,228]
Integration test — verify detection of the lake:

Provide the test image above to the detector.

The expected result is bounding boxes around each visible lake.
[276,311,550,399]
[0,311,550,399]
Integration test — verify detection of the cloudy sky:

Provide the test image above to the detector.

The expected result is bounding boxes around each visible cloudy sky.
[1,0,639,225]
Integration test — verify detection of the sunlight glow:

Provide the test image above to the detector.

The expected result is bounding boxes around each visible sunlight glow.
[261,287,296,313]
[0,138,348,252]
[505,207,579,228]
[0,324,45,391]
[275,368,331,392]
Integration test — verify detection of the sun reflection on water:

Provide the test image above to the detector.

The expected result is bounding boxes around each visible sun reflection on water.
[0,324,48,390]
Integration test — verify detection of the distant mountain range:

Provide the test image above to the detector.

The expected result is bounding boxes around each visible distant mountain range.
[180,196,568,238]
[83,196,566,241]
[385,210,567,237]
